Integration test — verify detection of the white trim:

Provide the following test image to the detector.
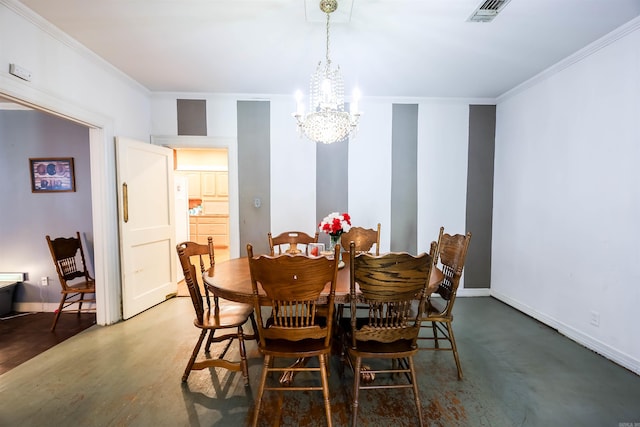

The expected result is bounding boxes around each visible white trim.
[13,302,97,313]
[151,91,498,105]
[151,136,240,258]
[0,87,121,328]
[492,291,640,376]
[457,288,491,297]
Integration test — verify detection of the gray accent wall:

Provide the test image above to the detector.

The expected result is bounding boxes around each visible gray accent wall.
[390,104,418,253]
[316,139,349,248]
[177,99,207,136]
[465,105,495,288]
[237,101,271,256]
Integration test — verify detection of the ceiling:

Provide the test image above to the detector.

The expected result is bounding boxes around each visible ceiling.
[12,0,640,99]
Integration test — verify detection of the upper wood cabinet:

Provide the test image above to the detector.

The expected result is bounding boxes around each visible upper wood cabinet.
[201,172,217,197]
[215,172,228,197]
[185,172,201,198]
[178,171,229,200]
[201,172,228,198]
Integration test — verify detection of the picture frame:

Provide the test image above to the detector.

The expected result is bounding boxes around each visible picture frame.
[29,157,76,193]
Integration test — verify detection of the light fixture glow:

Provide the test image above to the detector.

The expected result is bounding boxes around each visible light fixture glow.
[293,0,361,144]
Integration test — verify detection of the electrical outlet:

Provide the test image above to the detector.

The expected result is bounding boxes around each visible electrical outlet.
[41,276,49,286]
[9,63,32,82]
[590,311,600,327]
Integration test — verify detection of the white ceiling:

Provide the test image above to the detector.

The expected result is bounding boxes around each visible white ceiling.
[13,0,640,99]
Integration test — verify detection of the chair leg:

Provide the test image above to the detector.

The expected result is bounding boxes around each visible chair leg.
[249,313,260,344]
[408,356,424,427]
[351,356,362,427]
[237,326,250,386]
[319,353,333,427]
[50,296,66,332]
[204,329,216,353]
[77,293,85,316]
[252,354,271,427]
[447,322,463,380]
[324,353,331,378]
[432,321,439,348]
[182,329,207,382]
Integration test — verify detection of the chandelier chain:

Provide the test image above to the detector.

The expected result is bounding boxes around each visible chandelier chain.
[325,11,331,67]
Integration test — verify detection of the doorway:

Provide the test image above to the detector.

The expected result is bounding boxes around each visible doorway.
[174,148,231,262]
[151,135,239,261]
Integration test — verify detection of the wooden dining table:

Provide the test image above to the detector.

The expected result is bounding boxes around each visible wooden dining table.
[203,255,444,305]
[203,254,443,386]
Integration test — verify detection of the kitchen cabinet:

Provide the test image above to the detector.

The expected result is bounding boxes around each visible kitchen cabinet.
[201,172,228,199]
[185,172,201,198]
[179,170,230,246]
[177,171,227,200]
[189,215,229,247]
[215,172,228,197]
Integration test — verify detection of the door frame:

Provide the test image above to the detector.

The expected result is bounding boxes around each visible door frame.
[151,136,239,259]
[0,86,122,326]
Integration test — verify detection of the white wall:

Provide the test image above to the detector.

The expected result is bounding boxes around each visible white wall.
[151,93,481,275]
[417,101,470,255]
[348,100,393,252]
[493,19,640,375]
[1,1,152,325]
[270,97,317,235]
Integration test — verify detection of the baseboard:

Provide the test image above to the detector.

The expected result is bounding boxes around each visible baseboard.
[491,290,640,376]
[457,287,491,297]
[13,302,97,313]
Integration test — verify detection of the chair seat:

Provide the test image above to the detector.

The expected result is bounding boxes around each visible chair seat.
[259,337,330,357]
[200,302,254,329]
[426,297,446,314]
[348,339,417,356]
[341,317,418,356]
[62,281,95,293]
[408,298,450,320]
[421,298,453,321]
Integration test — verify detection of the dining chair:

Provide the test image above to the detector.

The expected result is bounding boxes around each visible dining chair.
[268,230,319,255]
[338,223,382,320]
[46,232,96,332]
[342,242,433,427]
[176,237,257,385]
[247,243,340,427]
[340,223,380,255]
[418,227,472,380]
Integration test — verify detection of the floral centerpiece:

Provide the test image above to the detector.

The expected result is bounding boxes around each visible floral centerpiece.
[319,212,351,252]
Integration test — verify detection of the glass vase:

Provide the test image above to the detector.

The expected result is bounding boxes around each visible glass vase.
[329,233,342,263]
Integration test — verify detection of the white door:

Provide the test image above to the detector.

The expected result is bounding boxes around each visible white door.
[116,137,176,319]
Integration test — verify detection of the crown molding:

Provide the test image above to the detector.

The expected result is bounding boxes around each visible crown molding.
[497,15,640,103]
[1,0,150,96]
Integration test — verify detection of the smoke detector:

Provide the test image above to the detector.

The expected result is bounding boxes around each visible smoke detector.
[467,0,512,23]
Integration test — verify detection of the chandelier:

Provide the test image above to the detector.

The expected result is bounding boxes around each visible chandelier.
[293,0,361,144]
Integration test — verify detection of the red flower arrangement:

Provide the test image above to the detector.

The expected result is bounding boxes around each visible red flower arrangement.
[319,212,351,236]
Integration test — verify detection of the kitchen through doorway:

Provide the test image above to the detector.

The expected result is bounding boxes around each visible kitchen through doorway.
[174,148,230,263]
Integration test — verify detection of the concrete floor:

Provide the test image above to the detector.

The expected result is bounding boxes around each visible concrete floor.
[1,297,639,426]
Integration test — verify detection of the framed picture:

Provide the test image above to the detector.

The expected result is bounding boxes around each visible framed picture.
[29,157,76,193]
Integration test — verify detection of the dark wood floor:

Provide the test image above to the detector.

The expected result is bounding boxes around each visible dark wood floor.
[0,311,96,375]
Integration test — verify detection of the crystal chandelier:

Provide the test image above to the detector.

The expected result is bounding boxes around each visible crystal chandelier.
[293,0,361,144]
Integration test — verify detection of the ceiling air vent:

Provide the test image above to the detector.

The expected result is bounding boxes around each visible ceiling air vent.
[467,0,512,23]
